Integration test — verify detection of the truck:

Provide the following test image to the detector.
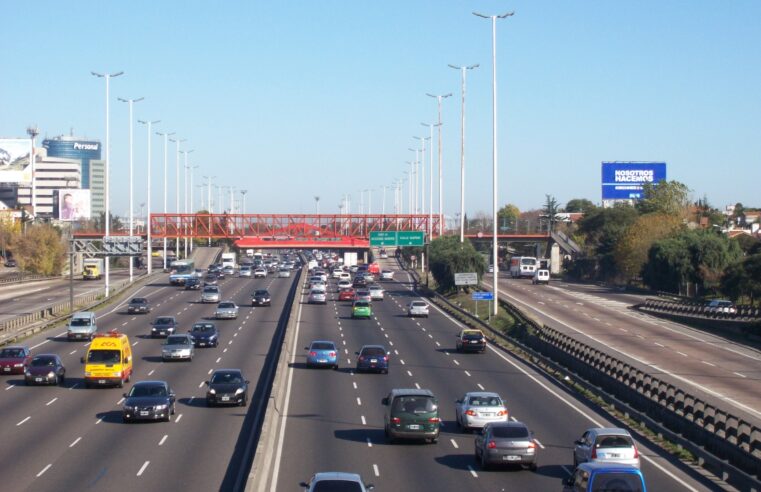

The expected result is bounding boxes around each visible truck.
[509,256,538,279]
[168,259,197,285]
[343,252,358,268]
[82,258,104,280]
[221,252,237,270]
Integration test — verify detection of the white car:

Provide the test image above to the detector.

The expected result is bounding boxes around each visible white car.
[532,269,550,285]
[339,272,351,282]
[332,269,344,279]
[308,290,327,304]
[455,392,508,431]
[380,270,394,281]
[254,268,267,278]
[337,280,352,290]
[239,266,252,277]
[368,285,384,301]
[407,301,429,318]
[278,268,291,278]
[311,281,327,293]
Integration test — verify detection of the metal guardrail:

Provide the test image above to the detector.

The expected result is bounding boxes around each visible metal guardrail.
[640,298,761,323]
[0,273,59,285]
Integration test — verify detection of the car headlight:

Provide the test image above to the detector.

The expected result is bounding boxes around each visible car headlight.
[85,371,92,376]
[208,388,216,395]
[154,404,168,410]
[152,327,158,331]
[234,388,244,395]
[48,371,56,378]
[113,371,122,377]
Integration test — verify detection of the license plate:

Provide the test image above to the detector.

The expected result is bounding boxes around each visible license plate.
[471,340,480,344]
[608,454,620,458]
[370,359,378,363]
[35,378,43,382]
[318,359,327,363]
[481,413,493,417]
[408,424,420,430]
[98,379,106,384]
[504,455,521,461]
[199,342,206,346]
[3,368,10,372]
[221,396,230,401]
[140,411,149,416]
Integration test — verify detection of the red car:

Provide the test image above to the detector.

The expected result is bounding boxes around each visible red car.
[338,288,356,301]
[0,346,32,375]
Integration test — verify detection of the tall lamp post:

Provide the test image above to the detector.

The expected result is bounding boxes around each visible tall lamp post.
[421,122,440,237]
[169,137,186,258]
[187,161,198,254]
[448,63,479,243]
[180,149,194,258]
[426,93,452,235]
[138,119,160,275]
[118,96,144,282]
[474,10,514,315]
[26,126,39,219]
[91,70,124,297]
[156,130,175,269]
[413,136,430,217]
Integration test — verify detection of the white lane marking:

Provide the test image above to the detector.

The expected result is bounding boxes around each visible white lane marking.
[132,341,139,346]
[428,334,433,339]
[654,342,665,347]
[96,417,104,425]
[366,437,373,448]
[117,397,125,405]
[46,397,58,406]
[561,465,573,476]
[464,371,471,377]
[17,416,30,426]
[159,435,168,446]
[344,349,348,354]
[400,359,405,365]
[175,414,183,423]
[361,415,366,425]
[234,333,238,337]
[388,341,393,346]
[30,339,50,350]
[414,382,421,389]
[136,460,150,476]
[534,439,546,449]
[356,397,362,406]
[148,369,155,376]
[36,464,52,477]
[198,381,205,388]
[734,372,747,378]
[450,439,459,449]
[477,383,485,390]
[353,381,358,389]
[223,348,228,353]
[453,359,460,366]
[229,340,233,345]
[467,465,478,478]
[406,370,413,377]
[435,341,440,347]
[677,351,688,357]
[394,349,399,355]
[69,437,82,448]
[69,350,77,355]
[701,360,716,367]
[5,383,15,391]
[216,357,222,363]
[372,464,380,477]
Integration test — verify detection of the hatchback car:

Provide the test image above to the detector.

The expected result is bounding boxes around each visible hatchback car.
[382,388,440,443]
[239,266,252,277]
[455,391,508,431]
[352,300,373,319]
[310,280,327,293]
[337,279,352,291]
[355,345,388,373]
[380,270,394,281]
[300,472,374,492]
[456,329,487,353]
[122,380,176,422]
[215,301,239,320]
[308,289,327,304]
[222,265,235,276]
[254,267,267,278]
[201,286,221,303]
[338,288,356,301]
[161,334,195,361]
[305,340,338,369]
[475,421,538,470]
[127,297,152,314]
[252,289,272,306]
[189,322,219,348]
[368,285,384,301]
[573,428,640,469]
[151,316,177,338]
[564,463,647,492]
[407,301,429,318]
[206,369,250,406]
[278,268,291,278]
[184,277,201,290]
[354,290,371,302]
[24,354,66,385]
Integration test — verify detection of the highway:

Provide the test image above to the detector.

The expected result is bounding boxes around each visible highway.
[267,259,715,491]
[0,264,295,491]
[484,275,761,427]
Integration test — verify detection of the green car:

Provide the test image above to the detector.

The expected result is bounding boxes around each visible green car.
[352,300,373,319]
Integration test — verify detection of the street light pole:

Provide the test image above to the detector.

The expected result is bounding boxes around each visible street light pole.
[138,119,160,275]
[474,10,514,315]
[240,189,247,215]
[91,70,124,297]
[156,131,175,270]
[180,149,194,258]
[118,96,144,282]
[169,137,186,258]
[448,63,479,242]
[188,162,198,254]
[426,93,452,236]
[421,122,440,238]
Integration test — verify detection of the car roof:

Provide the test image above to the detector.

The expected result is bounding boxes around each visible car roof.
[462,329,483,335]
[487,420,528,429]
[389,388,435,397]
[464,391,501,398]
[310,340,336,346]
[312,471,363,482]
[212,368,243,374]
[587,427,631,436]
[360,345,386,351]
[133,380,168,387]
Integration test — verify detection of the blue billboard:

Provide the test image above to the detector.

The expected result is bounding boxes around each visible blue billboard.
[601,162,667,200]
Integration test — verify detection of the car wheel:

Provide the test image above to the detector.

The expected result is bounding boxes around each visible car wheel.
[59,375,65,386]
[164,412,171,422]
[241,396,248,407]
[529,462,538,472]
[117,378,124,389]
[333,364,339,370]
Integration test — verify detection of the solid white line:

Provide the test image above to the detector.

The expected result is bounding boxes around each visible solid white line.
[136,460,150,476]
[361,415,366,425]
[175,414,183,423]
[46,397,57,406]
[36,464,52,477]
[356,397,362,406]
[17,416,30,426]
[450,438,459,449]
[464,371,471,377]
[477,384,485,390]
[159,434,168,446]
[372,464,379,477]
[69,437,82,447]
[467,465,478,478]
[734,372,747,378]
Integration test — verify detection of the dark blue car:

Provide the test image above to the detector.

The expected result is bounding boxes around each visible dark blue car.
[305,340,338,369]
[355,345,388,374]
[564,463,646,492]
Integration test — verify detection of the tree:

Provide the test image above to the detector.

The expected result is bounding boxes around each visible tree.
[0,213,21,260]
[497,204,520,231]
[732,234,761,255]
[565,198,596,213]
[636,180,691,218]
[614,213,682,281]
[428,235,485,291]
[541,195,561,233]
[10,224,67,275]
[721,254,761,304]
[575,203,639,281]
[642,236,693,293]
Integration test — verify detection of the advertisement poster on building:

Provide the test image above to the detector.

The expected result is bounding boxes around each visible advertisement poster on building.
[58,189,91,221]
[0,138,33,184]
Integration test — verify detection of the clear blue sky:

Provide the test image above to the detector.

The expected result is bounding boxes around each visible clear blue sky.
[2,1,759,217]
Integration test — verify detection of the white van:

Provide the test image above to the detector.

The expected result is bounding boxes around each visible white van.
[532,269,550,285]
[67,311,98,340]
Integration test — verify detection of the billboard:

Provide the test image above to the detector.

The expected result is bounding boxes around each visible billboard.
[58,189,91,221]
[0,138,33,184]
[601,162,666,200]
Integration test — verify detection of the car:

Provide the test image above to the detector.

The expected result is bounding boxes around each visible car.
[368,285,384,301]
[239,266,252,277]
[24,354,65,385]
[278,268,291,278]
[475,421,537,470]
[184,277,201,290]
[252,289,272,306]
[360,272,375,282]
[127,297,152,314]
[706,299,737,315]
[332,268,344,279]
[355,345,388,373]
[349,264,359,273]
[151,316,177,338]
[189,322,219,348]
[532,269,550,285]
[354,290,371,302]
[254,267,267,278]
[308,289,327,304]
[337,279,353,290]
[455,391,508,431]
[67,311,98,340]
[305,340,338,369]
[215,269,225,279]
[203,274,219,286]
[222,265,235,276]
[122,380,176,422]
[201,286,221,303]
[408,300,429,318]
[300,472,375,492]
[205,369,250,406]
[4,258,17,268]
[380,270,394,281]
[314,270,328,282]
[338,288,356,301]
[161,334,195,361]
[310,281,327,293]
[382,388,440,443]
[352,300,373,319]
[82,331,133,388]
[564,463,647,492]
[379,249,388,259]
[338,272,352,282]
[456,329,487,353]
[215,301,239,319]
[573,428,641,469]
[352,277,368,288]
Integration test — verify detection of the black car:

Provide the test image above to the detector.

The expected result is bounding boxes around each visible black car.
[215,269,225,279]
[456,330,487,353]
[252,289,272,307]
[203,274,219,286]
[122,380,176,423]
[184,277,201,290]
[151,316,177,338]
[127,297,152,314]
[25,354,66,385]
[189,322,219,348]
[353,277,368,288]
[206,369,250,407]
[4,258,17,268]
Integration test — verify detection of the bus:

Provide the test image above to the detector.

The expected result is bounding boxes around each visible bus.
[169,259,196,285]
[509,256,538,279]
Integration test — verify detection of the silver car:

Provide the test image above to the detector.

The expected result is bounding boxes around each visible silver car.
[455,391,508,431]
[161,334,195,361]
[239,266,252,277]
[278,268,291,278]
[368,285,384,301]
[201,286,221,303]
[380,270,394,281]
[308,289,327,304]
[254,267,267,278]
[300,472,374,492]
[573,428,641,469]
[407,301,429,318]
[215,301,239,320]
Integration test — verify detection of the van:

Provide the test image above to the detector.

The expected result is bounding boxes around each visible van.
[81,331,133,388]
[532,269,550,285]
[67,311,98,340]
[564,462,646,492]
[382,388,440,443]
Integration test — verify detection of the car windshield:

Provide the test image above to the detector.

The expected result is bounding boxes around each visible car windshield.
[218,303,236,309]
[468,396,502,406]
[591,472,644,492]
[211,371,243,384]
[70,318,91,326]
[255,290,269,296]
[393,396,437,414]
[354,301,370,308]
[130,384,167,397]
[595,435,634,448]
[312,481,363,492]
[87,349,120,364]
[492,426,530,439]
[166,336,189,345]
[30,356,56,367]
[311,342,335,351]
[412,302,427,308]
[361,347,385,356]
[463,333,484,340]
[0,348,26,358]
[155,318,174,325]
[192,324,215,333]
[131,298,147,304]
[203,287,218,293]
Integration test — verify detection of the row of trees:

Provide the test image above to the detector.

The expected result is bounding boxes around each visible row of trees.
[0,220,67,276]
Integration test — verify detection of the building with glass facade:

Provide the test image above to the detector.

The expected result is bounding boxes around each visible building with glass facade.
[42,136,101,189]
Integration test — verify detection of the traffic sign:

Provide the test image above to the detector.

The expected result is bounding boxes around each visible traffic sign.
[455,272,478,286]
[471,291,494,301]
[369,231,397,247]
[397,231,425,246]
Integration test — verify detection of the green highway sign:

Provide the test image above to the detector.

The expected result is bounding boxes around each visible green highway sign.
[369,230,425,247]
[369,231,398,246]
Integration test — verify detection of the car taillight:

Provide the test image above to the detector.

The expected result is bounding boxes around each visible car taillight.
[497,410,507,416]
[487,440,497,449]
[391,417,400,424]
[358,356,365,362]
[465,410,477,416]
[591,446,597,459]
[382,356,388,361]
[329,352,336,357]
[528,441,536,449]
[428,417,440,423]
[633,445,639,458]
[309,351,317,357]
